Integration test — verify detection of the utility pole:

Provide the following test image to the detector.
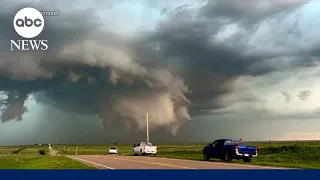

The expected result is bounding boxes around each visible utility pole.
[146,112,149,144]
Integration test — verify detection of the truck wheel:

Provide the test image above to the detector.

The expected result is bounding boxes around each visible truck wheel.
[203,153,210,161]
[139,149,143,156]
[243,158,251,162]
[223,152,233,161]
[132,151,136,156]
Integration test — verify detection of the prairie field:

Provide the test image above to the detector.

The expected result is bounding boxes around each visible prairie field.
[52,141,320,169]
[1,141,319,169]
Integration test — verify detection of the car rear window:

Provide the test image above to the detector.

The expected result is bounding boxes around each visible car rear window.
[224,140,239,145]
[141,143,153,146]
[110,147,116,150]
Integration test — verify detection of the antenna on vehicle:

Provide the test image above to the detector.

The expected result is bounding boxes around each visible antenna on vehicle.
[146,112,149,144]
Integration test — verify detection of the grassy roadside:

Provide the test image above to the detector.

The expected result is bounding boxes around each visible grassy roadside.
[54,141,320,169]
[0,146,95,169]
[0,156,95,169]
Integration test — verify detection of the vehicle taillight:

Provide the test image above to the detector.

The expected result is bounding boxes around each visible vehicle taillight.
[256,147,258,152]
[235,145,238,150]
[144,146,146,150]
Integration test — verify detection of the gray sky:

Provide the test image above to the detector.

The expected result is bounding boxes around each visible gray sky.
[0,0,320,145]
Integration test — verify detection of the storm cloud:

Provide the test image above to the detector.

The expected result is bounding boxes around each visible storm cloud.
[0,0,193,134]
[0,0,320,143]
[281,91,291,103]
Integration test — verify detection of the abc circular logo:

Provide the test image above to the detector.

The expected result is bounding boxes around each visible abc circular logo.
[13,7,44,39]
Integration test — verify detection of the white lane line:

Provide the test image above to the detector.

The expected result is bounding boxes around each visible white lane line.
[70,156,115,170]
[107,155,287,169]
[147,157,289,169]
[94,155,196,169]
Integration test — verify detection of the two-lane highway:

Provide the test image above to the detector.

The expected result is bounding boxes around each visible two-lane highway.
[68,155,286,169]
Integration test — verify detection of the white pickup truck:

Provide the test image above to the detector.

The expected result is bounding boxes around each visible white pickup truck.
[132,142,157,156]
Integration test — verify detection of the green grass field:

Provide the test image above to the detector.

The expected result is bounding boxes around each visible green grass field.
[53,141,320,169]
[1,141,319,169]
[0,146,95,169]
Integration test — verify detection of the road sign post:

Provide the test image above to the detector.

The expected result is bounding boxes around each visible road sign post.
[146,113,149,144]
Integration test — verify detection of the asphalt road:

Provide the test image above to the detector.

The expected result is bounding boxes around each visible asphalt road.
[68,155,286,169]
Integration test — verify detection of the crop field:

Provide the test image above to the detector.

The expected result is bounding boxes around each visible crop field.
[0,145,94,169]
[1,141,319,169]
[53,141,320,169]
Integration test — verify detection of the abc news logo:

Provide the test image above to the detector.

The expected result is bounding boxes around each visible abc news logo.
[10,7,48,51]
[16,16,43,28]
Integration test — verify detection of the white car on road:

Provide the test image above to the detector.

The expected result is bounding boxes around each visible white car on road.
[132,142,157,156]
[108,147,118,154]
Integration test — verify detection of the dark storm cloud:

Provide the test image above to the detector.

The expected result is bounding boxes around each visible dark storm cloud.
[281,91,291,103]
[0,90,28,122]
[200,0,308,24]
[140,0,317,114]
[297,90,311,100]
[0,0,319,136]
[0,1,191,134]
[145,0,315,76]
